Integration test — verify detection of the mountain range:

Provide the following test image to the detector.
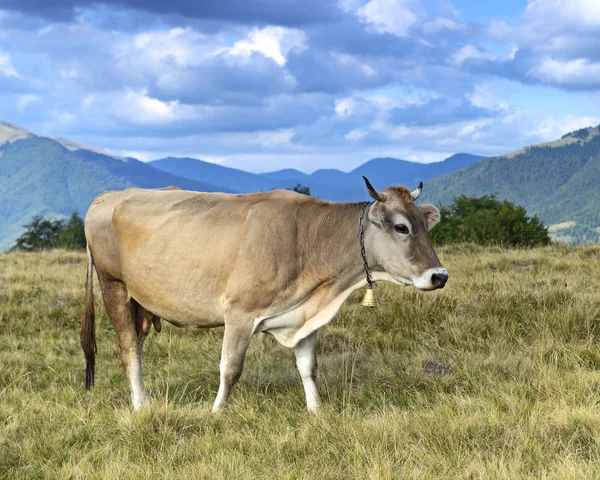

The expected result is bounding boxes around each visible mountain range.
[148,153,484,202]
[1,120,599,249]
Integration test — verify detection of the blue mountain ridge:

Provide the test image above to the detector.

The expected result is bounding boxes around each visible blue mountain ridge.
[149,153,485,202]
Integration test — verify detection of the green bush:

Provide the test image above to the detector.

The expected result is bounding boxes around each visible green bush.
[429,195,551,247]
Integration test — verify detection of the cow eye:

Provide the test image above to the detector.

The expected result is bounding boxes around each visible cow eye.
[394,224,409,234]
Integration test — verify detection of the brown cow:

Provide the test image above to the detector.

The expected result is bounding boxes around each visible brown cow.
[81,178,447,411]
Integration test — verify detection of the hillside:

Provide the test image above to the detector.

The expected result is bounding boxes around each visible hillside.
[421,126,600,244]
[0,124,229,250]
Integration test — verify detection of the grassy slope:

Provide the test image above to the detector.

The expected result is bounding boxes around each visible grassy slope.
[1,245,600,478]
[421,133,600,240]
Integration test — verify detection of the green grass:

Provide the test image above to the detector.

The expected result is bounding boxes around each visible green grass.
[1,245,600,479]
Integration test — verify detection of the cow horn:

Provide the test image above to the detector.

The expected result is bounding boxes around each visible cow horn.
[362,176,386,202]
[410,181,423,201]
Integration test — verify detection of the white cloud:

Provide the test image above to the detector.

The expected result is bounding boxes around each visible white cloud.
[405,151,452,163]
[525,0,600,29]
[59,68,79,79]
[529,57,600,87]
[332,52,377,76]
[17,94,41,110]
[345,128,367,141]
[338,0,363,13]
[423,17,469,34]
[485,19,513,41]
[335,98,357,117]
[448,45,497,66]
[468,84,510,111]
[38,25,54,36]
[129,27,209,68]
[251,129,294,146]
[529,114,600,141]
[0,52,19,78]
[480,0,600,90]
[358,0,417,37]
[125,90,179,122]
[81,89,194,126]
[227,26,306,66]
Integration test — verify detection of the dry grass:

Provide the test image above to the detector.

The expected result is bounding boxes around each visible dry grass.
[1,244,600,479]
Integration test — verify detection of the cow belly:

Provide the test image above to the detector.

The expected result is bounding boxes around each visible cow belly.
[136,300,225,329]
[124,276,226,328]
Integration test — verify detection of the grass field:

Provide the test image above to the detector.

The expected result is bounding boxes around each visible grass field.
[1,244,600,479]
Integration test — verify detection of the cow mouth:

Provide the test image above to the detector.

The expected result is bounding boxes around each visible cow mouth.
[390,273,413,286]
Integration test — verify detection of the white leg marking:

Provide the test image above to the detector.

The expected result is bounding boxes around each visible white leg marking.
[212,360,230,413]
[129,348,147,411]
[294,331,321,412]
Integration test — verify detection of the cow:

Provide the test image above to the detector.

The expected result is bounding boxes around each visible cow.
[81,178,448,412]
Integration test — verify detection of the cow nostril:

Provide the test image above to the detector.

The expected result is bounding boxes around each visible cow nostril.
[431,272,448,289]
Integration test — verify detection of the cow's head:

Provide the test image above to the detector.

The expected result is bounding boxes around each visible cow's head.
[362,176,448,290]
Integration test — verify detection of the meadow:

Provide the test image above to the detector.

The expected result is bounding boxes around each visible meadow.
[1,244,600,479]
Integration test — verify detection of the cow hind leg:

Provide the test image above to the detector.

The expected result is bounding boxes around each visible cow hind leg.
[99,278,148,410]
[294,330,322,412]
[212,322,253,412]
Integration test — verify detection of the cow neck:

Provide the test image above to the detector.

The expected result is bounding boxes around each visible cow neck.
[325,201,377,294]
[359,202,374,289]
[297,201,375,296]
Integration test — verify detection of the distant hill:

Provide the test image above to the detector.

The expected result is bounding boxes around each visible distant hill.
[151,152,486,202]
[351,153,484,189]
[0,123,229,250]
[261,169,309,182]
[421,127,600,244]
[149,157,275,193]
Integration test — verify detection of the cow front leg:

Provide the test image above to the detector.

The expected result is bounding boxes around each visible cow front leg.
[294,330,322,412]
[212,322,253,412]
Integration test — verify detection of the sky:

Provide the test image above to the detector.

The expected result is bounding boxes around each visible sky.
[1,0,599,173]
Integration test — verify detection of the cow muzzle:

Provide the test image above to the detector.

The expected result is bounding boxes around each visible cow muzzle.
[413,267,449,291]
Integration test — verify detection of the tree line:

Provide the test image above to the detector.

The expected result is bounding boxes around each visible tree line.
[11,193,551,251]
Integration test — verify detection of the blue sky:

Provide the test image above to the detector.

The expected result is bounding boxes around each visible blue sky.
[0,0,599,173]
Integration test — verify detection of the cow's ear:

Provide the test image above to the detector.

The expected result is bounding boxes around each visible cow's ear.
[419,204,440,230]
[367,202,384,228]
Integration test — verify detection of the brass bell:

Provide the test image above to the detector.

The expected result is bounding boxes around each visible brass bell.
[361,287,377,307]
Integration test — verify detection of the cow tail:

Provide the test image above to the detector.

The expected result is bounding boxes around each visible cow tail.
[81,245,97,390]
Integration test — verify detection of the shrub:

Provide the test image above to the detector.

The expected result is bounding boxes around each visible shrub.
[429,195,550,247]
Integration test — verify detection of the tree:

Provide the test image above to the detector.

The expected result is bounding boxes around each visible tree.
[12,212,86,251]
[429,195,551,247]
[291,184,310,196]
[55,212,86,250]
[12,216,65,251]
